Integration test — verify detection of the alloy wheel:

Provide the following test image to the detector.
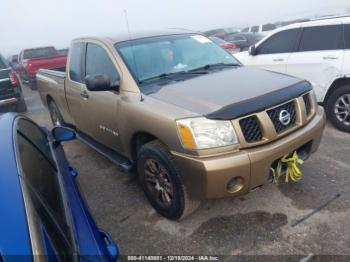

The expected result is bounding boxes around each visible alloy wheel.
[334,94,350,126]
[144,159,174,209]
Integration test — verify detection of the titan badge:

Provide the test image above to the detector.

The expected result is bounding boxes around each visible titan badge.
[99,125,119,136]
[279,110,291,126]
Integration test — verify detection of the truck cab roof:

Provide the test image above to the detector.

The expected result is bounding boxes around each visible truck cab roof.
[73,29,200,44]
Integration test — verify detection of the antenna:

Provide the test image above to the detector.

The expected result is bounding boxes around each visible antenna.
[124,9,132,39]
[123,9,143,101]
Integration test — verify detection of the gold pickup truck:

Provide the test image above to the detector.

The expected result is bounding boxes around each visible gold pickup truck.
[37,30,325,220]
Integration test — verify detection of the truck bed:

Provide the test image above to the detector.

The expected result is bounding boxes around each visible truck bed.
[36,69,73,124]
[23,55,67,78]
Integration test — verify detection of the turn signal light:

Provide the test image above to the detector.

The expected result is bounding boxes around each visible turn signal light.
[177,123,196,149]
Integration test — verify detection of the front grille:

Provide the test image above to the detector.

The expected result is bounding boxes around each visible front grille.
[267,101,296,133]
[303,93,312,115]
[239,115,263,143]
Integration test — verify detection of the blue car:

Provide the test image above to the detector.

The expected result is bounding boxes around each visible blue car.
[0,113,118,261]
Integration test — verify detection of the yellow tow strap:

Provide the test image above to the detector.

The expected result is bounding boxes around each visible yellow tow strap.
[270,151,304,183]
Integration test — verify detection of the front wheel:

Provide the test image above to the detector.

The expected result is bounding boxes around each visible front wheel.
[137,140,200,220]
[326,85,350,132]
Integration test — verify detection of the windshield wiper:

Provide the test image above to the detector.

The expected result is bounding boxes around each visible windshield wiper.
[139,70,208,84]
[189,63,240,73]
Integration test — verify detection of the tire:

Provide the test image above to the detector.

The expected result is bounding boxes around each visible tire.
[326,85,350,132]
[137,140,200,220]
[48,100,65,126]
[16,98,27,113]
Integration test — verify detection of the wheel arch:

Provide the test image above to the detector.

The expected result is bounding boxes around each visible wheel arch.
[130,131,160,162]
[324,77,350,105]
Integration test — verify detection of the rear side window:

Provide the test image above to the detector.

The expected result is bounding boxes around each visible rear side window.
[257,29,299,54]
[85,43,120,85]
[0,55,7,69]
[344,24,350,49]
[16,119,75,259]
[298,25,342,52]
[17,119,54,165]
[69,43,84,83]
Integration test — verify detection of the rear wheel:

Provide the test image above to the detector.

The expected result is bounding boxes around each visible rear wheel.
[48,100,65,126]
[137,140,200,220]
[326,85,350,132]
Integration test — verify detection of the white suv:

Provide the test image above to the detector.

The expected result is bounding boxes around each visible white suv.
[235,16,350,132]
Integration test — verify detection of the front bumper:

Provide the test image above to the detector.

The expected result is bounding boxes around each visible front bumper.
[173,107,326,200]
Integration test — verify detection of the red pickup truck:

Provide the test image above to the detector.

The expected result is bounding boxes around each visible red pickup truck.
[18,46,67,89]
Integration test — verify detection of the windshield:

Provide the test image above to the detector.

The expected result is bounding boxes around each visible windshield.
[23,47,58,59]
[115,34,239,83]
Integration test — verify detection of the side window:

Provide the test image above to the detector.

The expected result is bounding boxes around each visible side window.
[69,42,84,83]
[262,24,276,32]
[85,43,120,85]
[15,119,74,258]
[242,27,249,33]
[343,24,350,49]
[0,55,7,69]
[251,26,259,33]
[234,36,246,41]
[17,118,54,165]
[257,29,299,55]
[298,25,342,52]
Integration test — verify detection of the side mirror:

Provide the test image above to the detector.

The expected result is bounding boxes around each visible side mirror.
[99,229,119,261]
[248,45,257,56]
[85,74,119,92]
[52,126,76,142]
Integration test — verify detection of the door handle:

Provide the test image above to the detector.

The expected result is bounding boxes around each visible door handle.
[80,91,89,100]
[323,56,338,60]
[273,58,284,62]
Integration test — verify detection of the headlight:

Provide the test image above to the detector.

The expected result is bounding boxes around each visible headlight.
[176,117,238,149]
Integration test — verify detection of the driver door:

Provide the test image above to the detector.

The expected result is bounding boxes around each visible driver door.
[67,42,122,151]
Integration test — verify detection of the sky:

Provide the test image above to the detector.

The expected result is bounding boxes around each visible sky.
[1,0,350,56]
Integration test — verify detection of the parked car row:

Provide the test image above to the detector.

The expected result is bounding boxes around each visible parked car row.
[204,27,240,39]
[7,46,67,90]
[235,16,350,132]
[224,32,264,51]
[209,36,239,53]
[241,23,277,35]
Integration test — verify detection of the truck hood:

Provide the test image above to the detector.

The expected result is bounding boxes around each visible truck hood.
[146,67,311,119]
